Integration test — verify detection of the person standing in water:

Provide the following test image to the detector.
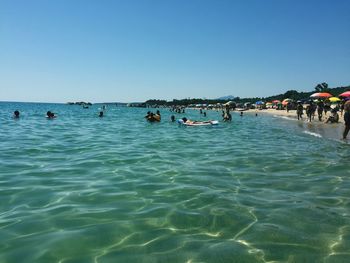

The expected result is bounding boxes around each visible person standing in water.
[305,104,312,122]
[296,102,303,120]
[317,100,324,121]
[342,102,350,140]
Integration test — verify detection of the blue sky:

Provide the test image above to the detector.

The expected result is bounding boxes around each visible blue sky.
[1,0,349,103]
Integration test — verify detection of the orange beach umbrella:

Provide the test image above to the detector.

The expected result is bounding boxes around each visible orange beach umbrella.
[310,92,332,98]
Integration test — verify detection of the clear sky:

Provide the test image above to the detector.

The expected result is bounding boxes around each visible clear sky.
[1,0,349,103]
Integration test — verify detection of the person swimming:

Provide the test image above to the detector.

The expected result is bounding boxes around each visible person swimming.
[46,111,56,119]
[180,117,216,125]
[147,112,160,122]
[13,110,20,118]
[155,110,161,120]
[144,111,151,119]
[99,111,104,117]
[171,115,175,122]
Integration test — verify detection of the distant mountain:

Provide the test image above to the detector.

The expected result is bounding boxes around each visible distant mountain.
[216,95,236,101]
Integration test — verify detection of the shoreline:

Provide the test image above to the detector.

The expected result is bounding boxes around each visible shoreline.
[243,108,345,124]
[242,108,347,142]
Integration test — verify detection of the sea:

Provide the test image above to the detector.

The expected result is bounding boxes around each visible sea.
[0,102,349,263]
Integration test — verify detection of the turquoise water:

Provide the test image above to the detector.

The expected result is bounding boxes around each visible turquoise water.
[0,102,349,263]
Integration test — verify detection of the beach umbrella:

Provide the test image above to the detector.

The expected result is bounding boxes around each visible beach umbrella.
[282,98,293,106]
[272,100,281,104]
[328,97,341,103]
[225,101,236,105]
[310,92,332,98]
[339,91,350,97]
[255,101,264,105]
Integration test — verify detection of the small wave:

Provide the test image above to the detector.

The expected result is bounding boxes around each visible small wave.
[273,115,297,121]
[303,131,322,138]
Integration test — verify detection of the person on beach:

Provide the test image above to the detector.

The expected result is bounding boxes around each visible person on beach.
[286,103,291,113]
[324,101,331,116]
[311,102,317,120]
[296,102,303,120]
[342,102,350,139]
[325,109,339,123]
[340,101,345,117]
[13,110,20,118]
[305,104,312,122]
[317,100,324,121]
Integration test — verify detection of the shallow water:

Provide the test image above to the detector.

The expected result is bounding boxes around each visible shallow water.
[0,102,349,263]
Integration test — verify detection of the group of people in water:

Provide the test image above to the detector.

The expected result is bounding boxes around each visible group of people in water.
[144,110,161,122]
[12,110,57,119]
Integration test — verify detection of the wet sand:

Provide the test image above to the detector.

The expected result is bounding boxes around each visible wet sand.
[245,108,344,124]
[244,109,347,142]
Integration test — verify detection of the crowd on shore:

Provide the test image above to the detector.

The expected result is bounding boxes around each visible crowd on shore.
[254,99,350,140]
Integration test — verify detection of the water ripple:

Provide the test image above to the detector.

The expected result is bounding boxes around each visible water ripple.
[0,103,350,262]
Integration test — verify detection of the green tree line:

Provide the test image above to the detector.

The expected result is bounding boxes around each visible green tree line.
[145,84,350,106]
